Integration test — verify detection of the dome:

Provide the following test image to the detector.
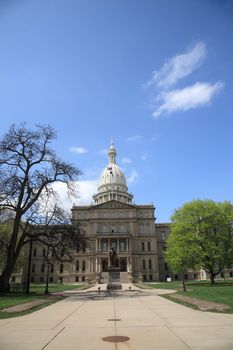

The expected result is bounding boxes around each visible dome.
[93,141,133,205]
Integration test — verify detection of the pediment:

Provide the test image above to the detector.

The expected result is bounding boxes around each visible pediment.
[92,200,135,210]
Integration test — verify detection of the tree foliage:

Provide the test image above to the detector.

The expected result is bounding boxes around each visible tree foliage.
[0,124,81,292]
[166,199,233,285]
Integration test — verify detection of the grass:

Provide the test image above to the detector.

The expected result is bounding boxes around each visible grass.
[0,283,84,319]
[145,280,233,313]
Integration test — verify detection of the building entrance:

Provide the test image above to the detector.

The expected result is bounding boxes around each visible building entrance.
[120,258,127,272]
[101,258,108,272]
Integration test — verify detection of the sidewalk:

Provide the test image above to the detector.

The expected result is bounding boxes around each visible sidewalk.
[0,283,233,349]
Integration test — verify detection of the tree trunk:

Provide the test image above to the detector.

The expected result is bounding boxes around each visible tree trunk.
[0,262,14,292]
[210,272,216,285]
[182,274,187,292]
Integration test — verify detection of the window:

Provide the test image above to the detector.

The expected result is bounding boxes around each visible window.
[32,264,35,273]
[82,261,85,272]
[11,276,16,283]
[184,274,188,280]
[164,263,168,271]
[101,239,108,251]
[119,239,126,251]
[143,275,146,282]
[41,264,45,273]
[175,275,178,281]
[149,274,153,281]
[230,272,233,278]
[42,248,46,257]
[194,273,197,279]
[75,276,79,282]
[40,277,44,283]
[142,259,146,270]
[50,264,54,273]
[31,277,34,283]
[60,264,63,273]
[148,242,151,251]
[110,239,117,250]
[82,276,85,282]
[82,244,86,253]
[221,272,224,278]
[149,259,152,270]
[76,261,79,271]
[76,243,80,253]
[142,242,145,251]
[33,248,37,257]
[50,277,53,283]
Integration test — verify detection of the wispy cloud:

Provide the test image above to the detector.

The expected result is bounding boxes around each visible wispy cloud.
[122,157,132,164]
[126,135,142,142]
[145,41,224,118]
[153,82,224,118]
[127,169,138,184]
[69,146,87,154]
[146,42,207,89]
[141,153,148,161]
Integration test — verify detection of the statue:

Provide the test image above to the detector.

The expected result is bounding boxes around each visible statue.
[109,247,119,267]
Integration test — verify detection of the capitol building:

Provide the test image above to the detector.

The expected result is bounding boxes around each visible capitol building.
[30,142,172,284]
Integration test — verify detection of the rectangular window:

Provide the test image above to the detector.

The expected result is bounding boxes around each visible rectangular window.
[101,239,108,251]
[149,259,152,270]
[142,242,145,251]
[76,243,80,253]
[184,274,188,280]
[76,261,79,271]
[230,271,233,278]
[164,263,168,271]
[41,264,45,273]
[82,261,85,272]
[119,239,126,251]
[142,259,146,270]
[60,264,63,273]
[221,272,224,278]
[50,277,53,283]
[32,264,35,273]
[40,277,44,283]
[149,274,153,281]
[175,275,178,281]
[82,276,85,282]
[148,242,151,251]
[143,275,146,282]
[31,277,34,283]
[42,248,46,257]
[75,276,79,282]
[50,264,54,273]
[110,239,117,250]
[33,248,37,257]
[194,273,197,279]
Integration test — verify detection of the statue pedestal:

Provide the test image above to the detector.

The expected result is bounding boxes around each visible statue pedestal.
[107,267,122,290]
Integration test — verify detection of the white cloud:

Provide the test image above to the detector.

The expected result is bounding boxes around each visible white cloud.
[48,180,99,212]
[126,135,142,142]
[127,169,138,184]
[146,41,207,89]
[122,157,132,164]
[153,81,224,118]
[141,153,148,161]
[69,146,87,154]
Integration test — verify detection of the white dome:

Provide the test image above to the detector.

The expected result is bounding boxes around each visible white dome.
[99,163,127,189]
[93,141,133,205]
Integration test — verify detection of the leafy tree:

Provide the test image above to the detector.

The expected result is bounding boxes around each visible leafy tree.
[0,124,81,292]
[166,199,233,285]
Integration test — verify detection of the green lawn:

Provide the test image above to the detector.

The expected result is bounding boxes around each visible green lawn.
[29,283,83,293]
[145,280,233,313]
[0,283,84,319]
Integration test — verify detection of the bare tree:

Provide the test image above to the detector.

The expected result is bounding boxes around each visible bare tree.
[0,124,81,292]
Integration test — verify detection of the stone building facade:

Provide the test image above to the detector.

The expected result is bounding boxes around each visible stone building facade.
[29,142,204,284]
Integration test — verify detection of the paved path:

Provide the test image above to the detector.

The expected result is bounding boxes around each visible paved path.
[1,283,233,349]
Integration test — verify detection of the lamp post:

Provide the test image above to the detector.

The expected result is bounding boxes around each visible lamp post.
[26,236,33,295]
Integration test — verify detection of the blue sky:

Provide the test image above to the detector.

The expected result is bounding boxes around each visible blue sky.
[0,0,233,222]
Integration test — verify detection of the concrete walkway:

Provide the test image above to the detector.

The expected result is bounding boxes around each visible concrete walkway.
[1,283,233,349]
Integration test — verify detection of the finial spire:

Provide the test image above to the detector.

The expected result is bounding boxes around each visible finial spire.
[108,138,116,163]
